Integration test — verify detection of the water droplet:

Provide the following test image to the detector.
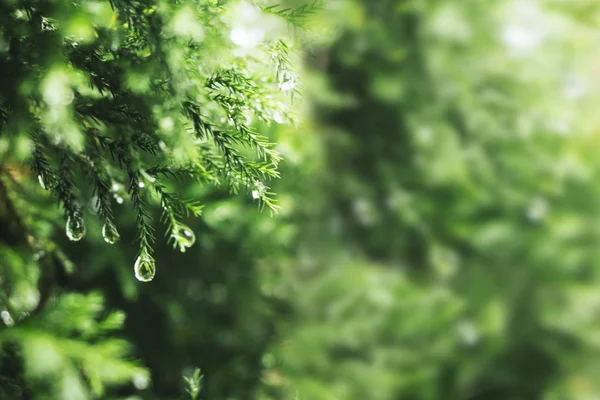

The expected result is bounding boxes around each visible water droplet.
[66,213,86,241]
[141,170,157,183]
[527,197,549,222]
[1,310,14,327]
[171,224,196,253]
[138,181,145,188]
[38,175,55,190]
[41,17,56,31]
[456,320,479,346]
[32,250,45,261]
[88,195,99,215]
[244,111,253,125]
[279,72,296,91]
[564,75,586,100]
[273,110,285,124]
[133,373,150,390]
[111,182,121,192]
[231,25,265,48]
[134,254,155,282]
[252,181,266,200]
[102,223,120,244]
[160,117,174,131]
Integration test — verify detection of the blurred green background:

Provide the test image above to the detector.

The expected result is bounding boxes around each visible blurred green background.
[5,0,600,399]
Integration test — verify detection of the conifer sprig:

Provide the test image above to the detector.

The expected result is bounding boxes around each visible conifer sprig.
[0,0,304,278]
[207,68,282,163]
[31,139,59,191]
[262,0,324,27]
[81,152,117,236]
[183,368,203,400]
[127,169,155,262]
[56,150,82,220]
[183,100,279,211]
[269,39,302,100]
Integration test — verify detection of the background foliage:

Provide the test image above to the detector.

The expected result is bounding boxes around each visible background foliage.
[3,0,600,399]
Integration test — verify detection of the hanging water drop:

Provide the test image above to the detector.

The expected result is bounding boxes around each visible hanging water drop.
[102,223,120,244]
[134,254,155,282]
[38,175,46,190]
[141,169,157,183]
[279,71,296,91]
[88,195,99,215]
[66,213,86,241]
[41,17,56,31]
[1,310,14,327]
[38,175,55,190]
[132,373,150,390]
[252,181,265,200]
[172,224,196,253]
[32,250,45,261]
[273,109,286,124]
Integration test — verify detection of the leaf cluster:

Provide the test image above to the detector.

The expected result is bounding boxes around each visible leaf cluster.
[0,0,301,276]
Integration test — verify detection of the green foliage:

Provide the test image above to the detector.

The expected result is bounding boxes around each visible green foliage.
[0,285,147,399]
[259,0,600,399]
[183,368,203,400]
[0,0,295,281]
[0,0,312,398]
[6,0,600,399]
[262,0,324,28]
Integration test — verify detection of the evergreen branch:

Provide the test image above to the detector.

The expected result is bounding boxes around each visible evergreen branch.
[0,174,34,247]
[146,162,218,184]
[196,143,225,178]
[183,368,203,400]
[206,69,260,95]
[0,0,294,284]
[107,0,155,37]
[31,138,58,191]
[131,132,161,156]
[1,170,77,314]
[184,100,280,197]
[184,101,251,179]
[151,181,201,252]
[164,193,204,218]
[89,131,130,168]
[151,179,204,220]
[208,88,281,164]
[79,151,117,232]
[56,149,82,219]
[251,179,279,213]
[261,1,324,27]
[269,40,302,99]
[127,169,154,259]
